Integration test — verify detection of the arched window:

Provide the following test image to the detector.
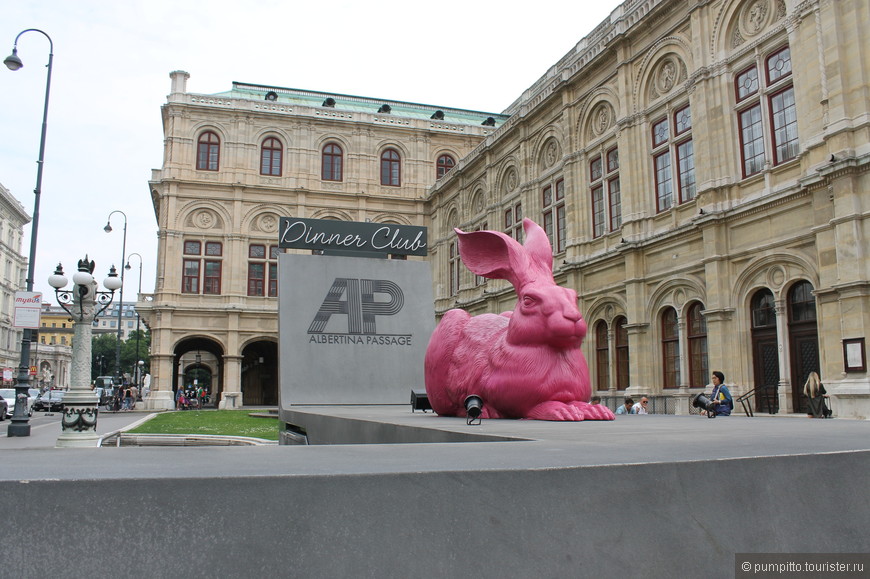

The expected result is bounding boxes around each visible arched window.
[196,131,220,171]
[687,302,708,388]
[595,321,610,392]
[751,289,776,329]
[615,316,629,390]
[788,280,816,323]
[260,137,282,176]
[381,148,401,186]
[661,307,680,388]
[436,154,455,179]
[322,143,343,181]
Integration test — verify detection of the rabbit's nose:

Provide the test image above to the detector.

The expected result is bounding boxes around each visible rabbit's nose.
[563,307,581,322]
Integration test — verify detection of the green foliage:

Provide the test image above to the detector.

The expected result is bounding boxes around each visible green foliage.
[127,410,280,441]
[91,328,151,381]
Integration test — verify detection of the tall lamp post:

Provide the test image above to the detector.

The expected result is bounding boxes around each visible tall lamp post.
[5,28,54,437]
[125,252,143,387]
[48,257,121,447]
[104,210,127,384]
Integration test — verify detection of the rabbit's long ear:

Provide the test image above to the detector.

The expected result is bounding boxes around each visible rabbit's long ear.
[455,227,528,288]
[521,219,554,280]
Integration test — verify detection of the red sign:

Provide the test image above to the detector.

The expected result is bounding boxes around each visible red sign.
[29,366,37,376]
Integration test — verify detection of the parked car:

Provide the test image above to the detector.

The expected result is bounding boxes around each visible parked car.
[0,388,34,417]
[32,390,65,412]
[0,394,7,421]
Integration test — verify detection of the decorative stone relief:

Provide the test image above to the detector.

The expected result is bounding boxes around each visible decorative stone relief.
[543,140,560,169]
[673,288,686,307]
[504,168,518,193]
[471,189,486,214]
[733,0,781,47]
[257,213,279,233]
[605,305,615,323]
[590,103,613,138]
[649,55,686,101]
[191,209,221,229]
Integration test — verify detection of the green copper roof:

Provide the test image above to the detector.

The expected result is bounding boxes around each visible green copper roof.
[211,82,508,128]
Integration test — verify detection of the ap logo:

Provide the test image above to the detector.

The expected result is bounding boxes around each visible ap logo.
[308,278,404,335]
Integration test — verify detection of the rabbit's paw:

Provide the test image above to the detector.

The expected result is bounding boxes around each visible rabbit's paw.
[569,401,616,421]
[526,401,587,421]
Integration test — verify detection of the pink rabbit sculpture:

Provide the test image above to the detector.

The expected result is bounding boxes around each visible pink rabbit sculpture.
[424,218,614,421]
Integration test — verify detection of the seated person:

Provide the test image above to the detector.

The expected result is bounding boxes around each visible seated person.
[615,397,634,415]
[707,371,733,416]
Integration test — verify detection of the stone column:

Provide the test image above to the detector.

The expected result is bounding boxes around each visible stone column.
[144,353,177,411]
[220,355,243,409]
[774,300,792,413]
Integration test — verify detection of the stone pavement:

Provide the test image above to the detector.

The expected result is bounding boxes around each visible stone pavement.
[1,408,867,578]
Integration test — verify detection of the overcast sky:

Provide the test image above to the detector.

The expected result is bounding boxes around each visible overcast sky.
[2,1,622,301]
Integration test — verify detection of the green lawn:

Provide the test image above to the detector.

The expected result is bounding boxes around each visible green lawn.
[127,409,280,441]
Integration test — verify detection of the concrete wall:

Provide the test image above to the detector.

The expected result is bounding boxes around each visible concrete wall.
[3,450,867,579]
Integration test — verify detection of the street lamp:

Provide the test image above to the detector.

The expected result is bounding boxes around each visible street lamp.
[125,252,143,387]
[104,210,127,384]
[5,28,54,438]
[48,257,122,446]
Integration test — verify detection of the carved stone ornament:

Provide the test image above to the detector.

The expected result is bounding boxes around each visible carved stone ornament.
[738,0,772,40]
[544,140,560,168]
[591,103,612,137]
[194,210,216,229]
[472,190,485,214]
[504,168,518,193]
[258,213,278,233]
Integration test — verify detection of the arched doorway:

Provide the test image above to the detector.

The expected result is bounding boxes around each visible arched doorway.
[750,288,780,413]
[173,338,223,408]
[241,341,278,406]
[788,280,820,414]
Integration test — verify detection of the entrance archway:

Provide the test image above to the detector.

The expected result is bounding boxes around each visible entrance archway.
[787,280,820,414]
[173,338,223,408]
[750,288,779,413]
[241,341,278,406]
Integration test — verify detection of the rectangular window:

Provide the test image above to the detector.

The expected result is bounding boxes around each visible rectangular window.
[541,180,566,252]
[204,260,221,294]
[205,242,222,256]
[770,87,798,164]
[654,152,673,212]
[739,104,765,177]
[248,263,265,296]
[247,244,279,297]
[608,178,622,231]
[504,203,523,242]
[184,240,201,255]
[676,140,696,202]
[182,259,200,293]
[449,241,459,296]
[591,185,605,238]
[269,263,278,297]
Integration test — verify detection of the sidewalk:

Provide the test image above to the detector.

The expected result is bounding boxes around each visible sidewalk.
[0,410,154,450]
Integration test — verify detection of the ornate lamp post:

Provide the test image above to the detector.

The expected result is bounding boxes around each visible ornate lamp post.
[48,257,122,447]
[5,28,54,437]
[125,252,143,387]
[103,210,127,383]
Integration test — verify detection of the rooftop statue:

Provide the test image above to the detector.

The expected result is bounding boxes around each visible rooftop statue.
[425,219,614,421]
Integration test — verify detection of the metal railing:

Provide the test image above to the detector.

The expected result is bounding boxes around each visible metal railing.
[736,385,778,417]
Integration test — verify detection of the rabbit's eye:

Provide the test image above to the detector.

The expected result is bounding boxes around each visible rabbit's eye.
[522,295,538,307]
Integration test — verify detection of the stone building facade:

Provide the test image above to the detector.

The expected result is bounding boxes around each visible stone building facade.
[428,0,869,418]
[0,183,30,376]
[140,72,505,409]
[143,0,869,418]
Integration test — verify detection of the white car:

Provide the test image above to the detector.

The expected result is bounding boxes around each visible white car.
[0,388,34,417]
